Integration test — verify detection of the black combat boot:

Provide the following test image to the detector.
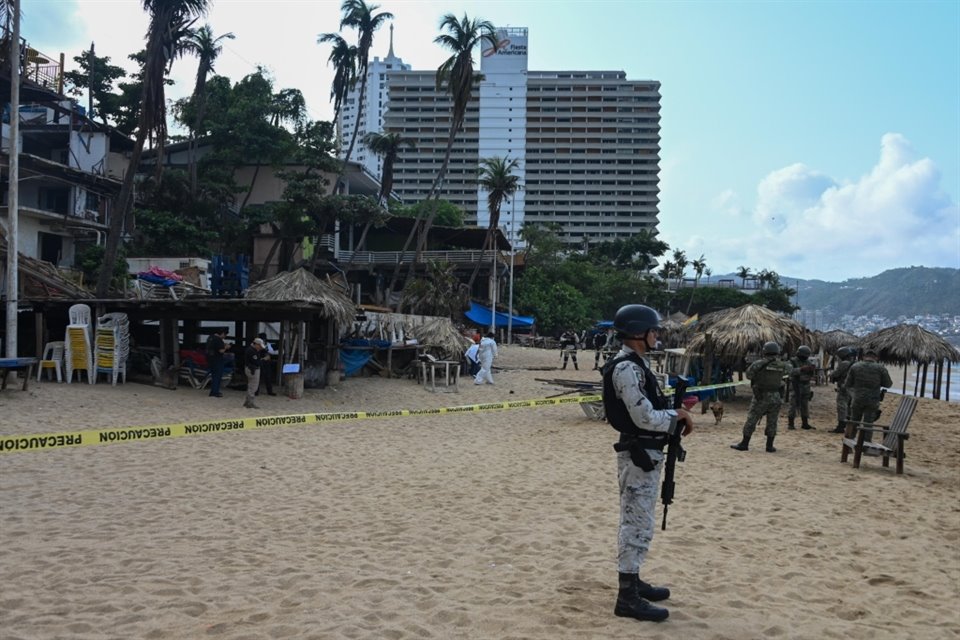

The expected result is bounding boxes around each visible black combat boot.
[730,435,751,451]
[574,363,579,370]
[830,422,845,434]
[637,578,670,602]
[801,419,815,430]
[614,573,669,622]
[787,418,796,430]
[766,436,776,452]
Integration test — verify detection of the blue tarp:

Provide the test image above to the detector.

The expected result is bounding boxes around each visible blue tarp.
[465,302,535,329]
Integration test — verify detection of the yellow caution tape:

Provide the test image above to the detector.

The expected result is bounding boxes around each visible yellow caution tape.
[0,395,590,455]
[1,380,752,455]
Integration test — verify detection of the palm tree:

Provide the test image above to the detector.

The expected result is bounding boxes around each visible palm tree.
[317,32,357,138]
[363,130,415,207]
[341,130,415,264]
[337,0,393,174]
[672,249,688,286]
[736,265,751,288]
[686,254,707,314]
[97,0,207,297]
[388,13,498,293]
[182,23,234,194]
[468,156,520,291]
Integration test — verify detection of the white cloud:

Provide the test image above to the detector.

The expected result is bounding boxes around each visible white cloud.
[708,134,960,280]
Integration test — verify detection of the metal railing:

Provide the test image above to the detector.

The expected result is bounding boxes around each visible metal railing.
[337,249,500,266]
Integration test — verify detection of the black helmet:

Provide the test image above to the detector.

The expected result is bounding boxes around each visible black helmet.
[797,345,812,358]
[762,341,780,356]
[613,304,662,336]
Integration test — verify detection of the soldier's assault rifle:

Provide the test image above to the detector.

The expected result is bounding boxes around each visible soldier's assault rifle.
[661,378,688,531]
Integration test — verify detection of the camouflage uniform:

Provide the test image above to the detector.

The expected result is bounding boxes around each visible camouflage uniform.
[608,346,677,574]
[787,357,817,427]
[741,356,792,439]
[845,360,893,442]
[829,359,853,427]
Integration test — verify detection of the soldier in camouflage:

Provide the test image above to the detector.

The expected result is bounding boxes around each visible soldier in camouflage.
[844,349,893,442]
[731,342,792,452]
[787,345,817,430]
[828,346,856,433]
[602,304,694,623]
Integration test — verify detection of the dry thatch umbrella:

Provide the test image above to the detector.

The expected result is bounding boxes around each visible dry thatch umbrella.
[244,268,356,329]
[819,329,858,354]
[857,323,959,399]
[686,304,809,358]
[858,324,959,365]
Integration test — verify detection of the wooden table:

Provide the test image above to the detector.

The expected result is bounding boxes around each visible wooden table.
[420,360,461,392]
[0,358,39,391]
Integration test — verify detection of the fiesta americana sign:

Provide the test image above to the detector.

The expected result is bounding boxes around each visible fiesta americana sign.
[482,38,528,57]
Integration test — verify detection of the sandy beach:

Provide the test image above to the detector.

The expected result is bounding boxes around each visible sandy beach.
[1,345,959,640]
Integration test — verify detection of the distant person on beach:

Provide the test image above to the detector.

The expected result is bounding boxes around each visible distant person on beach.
[205,328,228,398]
[474,332,498,385]
[243,338,266,409]
[559,329,579,370]
[787,345,817,430]
[464,341,480,376]
[602,304,694,623]
[256,333,278,396]
[844,349,893,442]
[592,330,608,370]
[829,346,856,433]
[731,342,792,453]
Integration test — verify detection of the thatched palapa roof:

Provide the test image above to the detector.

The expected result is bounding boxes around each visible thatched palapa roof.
[818,329,859,354]
[686,304,811,357]
[858,324,959,365]
[245,268,355,328]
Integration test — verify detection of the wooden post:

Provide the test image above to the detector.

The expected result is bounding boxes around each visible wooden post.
[701,333,713,414]
[901,362,908,394]
[920,361,929,398]
[946,359,952,402]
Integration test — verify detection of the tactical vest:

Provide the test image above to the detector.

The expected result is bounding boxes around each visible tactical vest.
[602,352,668,441]
[848,361,887,391]
[791,357,815,384]
[751,358,788,392]
[831,360,852,386]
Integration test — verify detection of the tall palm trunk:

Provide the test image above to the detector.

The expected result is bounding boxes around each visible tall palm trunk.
[386,124,456,293]
[333,66,367,196]
[96,113,150,297]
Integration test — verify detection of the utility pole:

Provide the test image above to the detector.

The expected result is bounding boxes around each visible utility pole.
[5,0,21,363]
[507,198,515,345]
[489,224,498,336]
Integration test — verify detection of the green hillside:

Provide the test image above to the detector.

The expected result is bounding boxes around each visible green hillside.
[791,267,960,317]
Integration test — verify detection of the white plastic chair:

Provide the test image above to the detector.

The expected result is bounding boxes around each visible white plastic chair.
[68,304,92,326]
[37,341,65,382]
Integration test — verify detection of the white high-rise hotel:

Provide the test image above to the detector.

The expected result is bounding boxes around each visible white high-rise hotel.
[338,27,662,248]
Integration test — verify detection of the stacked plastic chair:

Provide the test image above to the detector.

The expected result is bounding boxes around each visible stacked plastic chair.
[65,304,94,384]
[95,312,130,385]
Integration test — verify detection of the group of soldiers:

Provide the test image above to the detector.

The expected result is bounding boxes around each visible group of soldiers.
[731,342,893,452]
[559,328,620,371]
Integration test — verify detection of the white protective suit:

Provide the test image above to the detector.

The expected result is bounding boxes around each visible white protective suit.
[474,336,498,385]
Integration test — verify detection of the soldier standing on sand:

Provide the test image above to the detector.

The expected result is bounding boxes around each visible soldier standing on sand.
[731,342,792,453]
[787,345,817,430]
[602,304,695,623]
[828,346,856,433]
[560,329,579,370]
[844,349,893,442]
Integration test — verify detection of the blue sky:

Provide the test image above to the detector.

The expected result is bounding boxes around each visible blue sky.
[28,0,960,282]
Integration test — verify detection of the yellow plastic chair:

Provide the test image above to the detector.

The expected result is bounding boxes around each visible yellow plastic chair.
[37,341,65,382]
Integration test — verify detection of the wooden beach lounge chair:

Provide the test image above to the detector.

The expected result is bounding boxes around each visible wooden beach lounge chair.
[840,395,917,475]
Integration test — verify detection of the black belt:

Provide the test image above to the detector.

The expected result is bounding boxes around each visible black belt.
[613,435,669,472]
